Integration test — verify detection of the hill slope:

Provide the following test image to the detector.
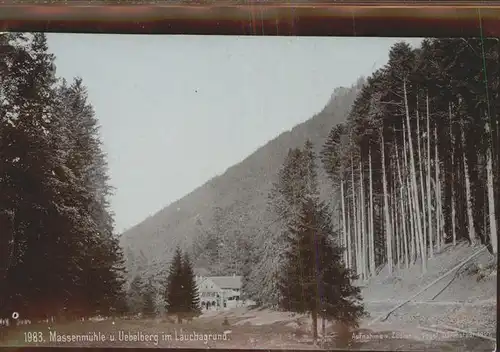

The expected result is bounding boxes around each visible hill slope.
[119,81,363,279]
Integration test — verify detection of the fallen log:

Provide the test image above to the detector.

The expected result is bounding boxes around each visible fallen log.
[431,324,496,342]
[367,246,487,326]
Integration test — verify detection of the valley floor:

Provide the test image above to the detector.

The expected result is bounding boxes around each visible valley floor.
[0,313,494,351]
[1,242,496,351]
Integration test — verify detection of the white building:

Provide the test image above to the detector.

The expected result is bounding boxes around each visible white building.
[195,274,243,310]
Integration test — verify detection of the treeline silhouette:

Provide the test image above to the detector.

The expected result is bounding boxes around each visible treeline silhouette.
[0,33,127,324]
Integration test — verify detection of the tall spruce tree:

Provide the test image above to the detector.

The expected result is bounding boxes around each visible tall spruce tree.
[0,33,79,321]
[278,141,364,340]
[181,253,201,318]
[56,77,127,318]
[279,197,364,339]
[165,247,184,323]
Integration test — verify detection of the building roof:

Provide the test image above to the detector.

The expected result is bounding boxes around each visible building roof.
[208,276,242,290]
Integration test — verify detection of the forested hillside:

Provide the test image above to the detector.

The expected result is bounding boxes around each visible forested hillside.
[119,81,364,282]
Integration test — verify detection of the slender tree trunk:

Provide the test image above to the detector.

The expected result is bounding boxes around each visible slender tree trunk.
[485,122,498,254]
[417,106,428,258]
[460,121,476,245]
[403,122,416,264]
[438,162,444,247]
[381,132,393,275]
[311,309,318,340]
[395,142,409,268]
[394,183,401,270]
[426,93,434,259]
[390,161,399,269]
[357,189,362,278]
[351,157,361,275]
[449,103,457,246]
[401,179,410,268]
[434,126,441,251]
[347,201,352,269]
[368,148,376,275]
[404,80,426,273]
[391,179,396,268]
[341,180,349,265]
[408,177,417,264]
[359,161,366,281]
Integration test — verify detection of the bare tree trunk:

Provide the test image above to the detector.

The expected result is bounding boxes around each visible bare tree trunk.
[394,184,401,270]
[347,200,352,269]
[426,94,434,258]
[409,180,417,264]
[403,194,409,268]
[460,122,476,245]
[395,143,409,268]
[351,157,361,275]
[485,122,498,254]
[401,189,409,269]
[434,126,442,252]
[436,144,446,249]
[368,148,376,275]
[417,105,428,258]
[403,122,416,264]
[449,103,457,246]
[405,80,426,273]
[357,189,362,279]
[311,309,318,341]
[341,180,349,265]
[359,161,367,280]
[381,132,393,276]
[390,161,399,270]
[391,179,396,269]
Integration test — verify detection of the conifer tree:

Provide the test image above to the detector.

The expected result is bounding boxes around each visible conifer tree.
[0,32,78,320]
[181,253,201,318]
[0,33,127,320]
[278,142,364,340]
[165,247,184,323]
[279,196,364,339]
[128,275,145,316]
[56,77,127,318]
[142,278,157,318]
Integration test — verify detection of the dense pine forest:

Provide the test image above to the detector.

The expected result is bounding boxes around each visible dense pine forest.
[0,32,498,342]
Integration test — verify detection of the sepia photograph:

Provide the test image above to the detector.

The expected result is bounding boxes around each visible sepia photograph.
[0,33,498,351]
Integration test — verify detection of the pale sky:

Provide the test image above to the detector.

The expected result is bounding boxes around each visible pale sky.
[46,34,423,233]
